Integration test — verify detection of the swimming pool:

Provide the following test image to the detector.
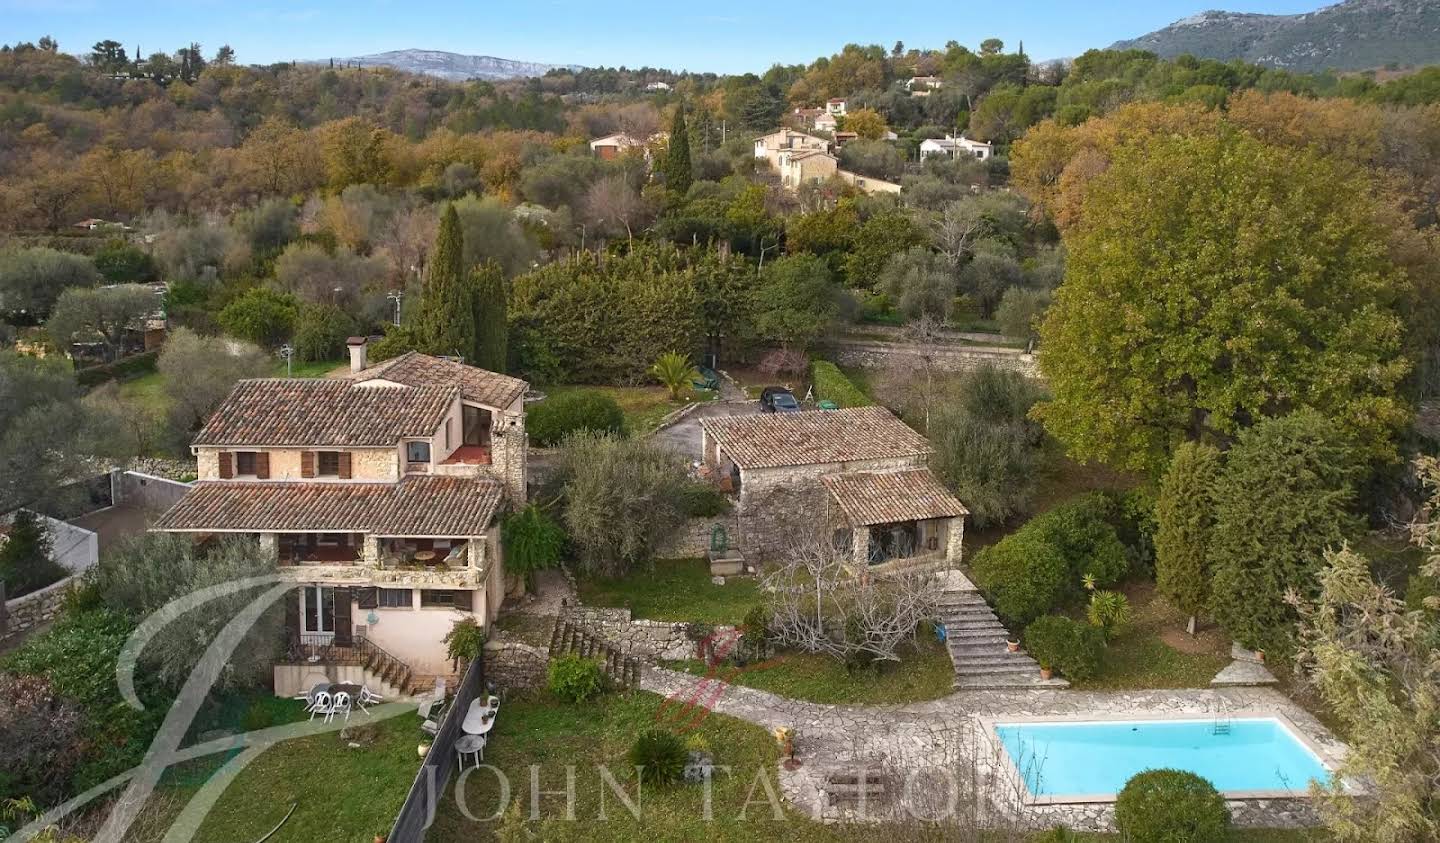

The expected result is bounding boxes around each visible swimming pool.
[993,716,1333,801]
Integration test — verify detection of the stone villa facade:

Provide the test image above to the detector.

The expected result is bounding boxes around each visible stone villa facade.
[701,407,967,571]
[154,343,528,677]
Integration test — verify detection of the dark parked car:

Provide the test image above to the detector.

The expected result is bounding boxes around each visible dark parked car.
[760,386,801,413]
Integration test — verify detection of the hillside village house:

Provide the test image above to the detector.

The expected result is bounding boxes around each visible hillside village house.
[826,98,847,115]
[920,134,994,161]
[152,344,528,689]
[701,407,967,572]
[777,148,839,189]
[589,132,645,160]
[813,111,838,132]
[907,76,942,95]
[753,129,830,169]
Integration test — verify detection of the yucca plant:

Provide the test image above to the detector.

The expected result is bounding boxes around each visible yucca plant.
[650,351,698,401]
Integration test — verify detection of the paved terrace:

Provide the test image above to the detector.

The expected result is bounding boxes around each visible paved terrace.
[640,666,1340,833]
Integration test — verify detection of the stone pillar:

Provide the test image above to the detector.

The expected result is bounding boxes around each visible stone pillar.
[945,516,965,564]
[852,525,870,568]
[361,535,381,567]
[258,532,278,561]
[495,410,527,504]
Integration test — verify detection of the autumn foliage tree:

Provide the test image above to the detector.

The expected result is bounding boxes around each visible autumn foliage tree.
[1031,126,1412,476]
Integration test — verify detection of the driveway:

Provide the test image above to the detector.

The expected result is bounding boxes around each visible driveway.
[70,503,155,556]
[651,400,758,461]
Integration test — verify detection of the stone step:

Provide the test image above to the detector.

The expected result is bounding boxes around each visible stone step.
[946,635,1012,649]
[948,644,1023,660]
[953,672,1070,690]
[943,619,1009,631]
[951,654,1039,670]
[825,768,886,785]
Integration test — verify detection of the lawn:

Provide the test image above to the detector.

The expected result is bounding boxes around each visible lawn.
[190,707,425,843]
[427,690,878,842]
[114,357,343,415]
[1065,581,1231,691]
[546,384,715,435]
[667,632,956,705]
[577,558,761,625]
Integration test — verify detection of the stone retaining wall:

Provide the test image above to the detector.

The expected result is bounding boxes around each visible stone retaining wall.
[565,605,735,661]
[823,338,1039,378]
[655,515,741,558]
[0,575,75,642]
[483,639,550,689]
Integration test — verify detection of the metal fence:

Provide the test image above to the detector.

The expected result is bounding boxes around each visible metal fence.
[386,655,486,843]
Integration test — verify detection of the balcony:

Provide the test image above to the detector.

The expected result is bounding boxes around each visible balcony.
[278,533,363,566]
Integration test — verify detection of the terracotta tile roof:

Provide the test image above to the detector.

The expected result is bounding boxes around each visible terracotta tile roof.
[701,407,932,469]
[822,469,968,527]
[192,379,455,447]
[152,475,505,536]
[355,352,528,409]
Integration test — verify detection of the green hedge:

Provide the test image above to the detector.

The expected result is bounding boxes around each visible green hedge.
[75,349,159,387]
[528,390,625,447]
[809,360,871,408]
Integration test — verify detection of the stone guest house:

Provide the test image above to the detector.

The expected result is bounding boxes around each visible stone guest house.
[153,346,527,685]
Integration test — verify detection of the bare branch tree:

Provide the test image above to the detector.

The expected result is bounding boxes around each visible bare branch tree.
[761,532,939,666]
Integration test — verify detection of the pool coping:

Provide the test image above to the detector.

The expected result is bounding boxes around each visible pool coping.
[980,710,1341,806]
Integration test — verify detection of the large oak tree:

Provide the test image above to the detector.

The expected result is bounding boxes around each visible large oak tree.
[1033,127,1412,475]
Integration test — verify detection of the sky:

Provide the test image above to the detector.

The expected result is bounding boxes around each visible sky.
[2,0,1330,74]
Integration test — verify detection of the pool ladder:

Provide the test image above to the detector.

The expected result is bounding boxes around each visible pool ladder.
[1212,701,1232,736]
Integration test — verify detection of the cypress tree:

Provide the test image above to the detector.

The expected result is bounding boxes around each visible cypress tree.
[470,261,508,372]
[664,104,692,195]
[1154,441,1222,634]
[419,204,476,359]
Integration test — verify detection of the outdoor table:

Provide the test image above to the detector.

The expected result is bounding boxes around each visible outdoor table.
[461,699,497,735]
[455,733,486,768]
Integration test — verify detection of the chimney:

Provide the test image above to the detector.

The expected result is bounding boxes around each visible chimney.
[347,336,368,372]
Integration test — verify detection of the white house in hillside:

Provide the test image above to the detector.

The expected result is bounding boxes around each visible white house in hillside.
[919,134,994,161]
[813,112,838,132]
[826,98,847,116]
[907,76,942,96]
[645,81,672,91]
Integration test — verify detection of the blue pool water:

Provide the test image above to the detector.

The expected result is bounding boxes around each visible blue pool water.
[994,718,1331,798]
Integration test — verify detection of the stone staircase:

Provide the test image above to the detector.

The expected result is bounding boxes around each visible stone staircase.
[935,573,1068,690]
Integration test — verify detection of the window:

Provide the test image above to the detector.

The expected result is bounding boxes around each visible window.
[444,419,452,451]
[317,451,341,476]
[420,589,457,607]
[235,451,257,476]
[406,441,431,464]
[378,588,411,608]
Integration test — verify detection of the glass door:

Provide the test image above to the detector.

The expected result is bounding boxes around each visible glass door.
[301,585,335,646]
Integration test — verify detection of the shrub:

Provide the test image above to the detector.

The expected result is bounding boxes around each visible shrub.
[627,729,688,786]
[0,510,67,598]
[756,348,807,377]
[553,432,689,576]
[443,618,486,665]
[217,287,298,348]
[677,481,732,517]
[1034,496,1130,588]
[528,391,625,447]
[547,653,604,703]
[291,303,356,362]
[1023,615,1104,680]
[0,673,84,807]
[971,530,1072,626]
[809,360,872,408]
[502,504,567,583]
[92,239,157,285]
[1087,590,1131,641]
[1114,769,1230,843]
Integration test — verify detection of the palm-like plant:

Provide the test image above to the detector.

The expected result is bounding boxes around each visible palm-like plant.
[650,351,698,401]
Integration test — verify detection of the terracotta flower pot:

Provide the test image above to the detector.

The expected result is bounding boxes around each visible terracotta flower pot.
[1007,640,1020,653]
[1039,667,1053,680]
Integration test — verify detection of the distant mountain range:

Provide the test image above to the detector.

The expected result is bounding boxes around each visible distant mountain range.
[317,49,582,81]
[1112,0,1440,72]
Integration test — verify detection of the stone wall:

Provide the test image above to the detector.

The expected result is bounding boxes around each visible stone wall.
[483,639,549,689]
[565,606,733,661]
[0,575,75,643]
[656,514,741,558]
[822,338,1039,378]
[111,469,192,513]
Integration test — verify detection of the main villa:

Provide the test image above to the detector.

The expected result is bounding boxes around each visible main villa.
[153,342,528,686]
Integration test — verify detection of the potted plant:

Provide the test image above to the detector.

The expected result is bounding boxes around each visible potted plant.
[1006,638,1020,653]
[1039,664,1053,681]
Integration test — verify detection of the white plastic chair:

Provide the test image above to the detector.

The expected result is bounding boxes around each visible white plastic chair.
[328,691,352,723]
[308,691,333,722]
[358,687,384,714]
